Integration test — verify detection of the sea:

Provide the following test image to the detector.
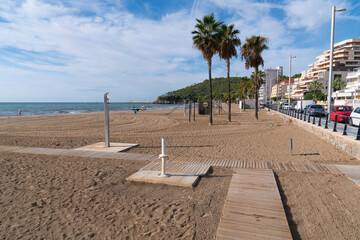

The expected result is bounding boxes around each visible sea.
[0,102,181,117]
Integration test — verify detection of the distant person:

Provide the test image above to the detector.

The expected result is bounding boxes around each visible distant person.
[131,107,140,114]
[18,109,21,116]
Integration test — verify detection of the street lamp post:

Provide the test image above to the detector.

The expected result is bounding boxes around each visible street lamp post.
[288,55,296,105]
[327,6,346,119]
[276,69,279,110]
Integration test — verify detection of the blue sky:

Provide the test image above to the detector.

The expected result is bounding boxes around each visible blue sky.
[0,0,359,102]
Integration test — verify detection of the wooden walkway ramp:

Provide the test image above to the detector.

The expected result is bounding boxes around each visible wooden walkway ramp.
[0,145,156,161]
[216,168,292,240]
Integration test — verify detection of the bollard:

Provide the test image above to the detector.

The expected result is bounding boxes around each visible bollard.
[318,115,322,126]
[357,124,360,140]
[193,102,196,121]
[188,101,191,122]
[333,115,338,132]
[312,115,315,124]
[325,113,329,129]
[300,112,303,120]
[290,138,293,155]
[343,117,348,135]
[159,138,170,177]
[297,110,300,119]
[184,101,186,117]
[308,113,311,123]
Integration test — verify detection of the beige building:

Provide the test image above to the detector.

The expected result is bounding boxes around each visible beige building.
[292,37,360,99]
[271,84,278,99]
[270,79,295,99]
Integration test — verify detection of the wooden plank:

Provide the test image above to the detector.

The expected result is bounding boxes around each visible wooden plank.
[216,168,292,240]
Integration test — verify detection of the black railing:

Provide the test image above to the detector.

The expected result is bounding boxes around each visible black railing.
[265,103,360,141]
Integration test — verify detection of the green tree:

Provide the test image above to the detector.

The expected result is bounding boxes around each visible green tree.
[304,92,314,100]
[218,24,241,122]
[241,36,269,119]
[332,77,346,91]
[239,77,252,111]
[192,13,223,125]
[292,73,302,78]
[251,70,265,88]
[308,80,324,100]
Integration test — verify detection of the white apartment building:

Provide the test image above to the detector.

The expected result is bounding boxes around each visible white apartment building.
[333,68,360,107]
[293,37,360,99]
[259,66,283,102]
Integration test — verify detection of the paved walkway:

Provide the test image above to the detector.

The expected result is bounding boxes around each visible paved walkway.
[0,145,157,161]
[216,168,292,240]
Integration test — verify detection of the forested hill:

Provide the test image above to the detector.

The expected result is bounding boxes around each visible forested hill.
[155,77,249,103]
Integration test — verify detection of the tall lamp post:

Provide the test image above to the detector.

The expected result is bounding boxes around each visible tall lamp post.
[327,6,346,119]
[288,55,296,105]
[276,69,279,110]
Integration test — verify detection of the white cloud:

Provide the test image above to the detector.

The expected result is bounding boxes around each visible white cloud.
[0,0,205,101]
[0,0,357,102]
[284,0,350,31]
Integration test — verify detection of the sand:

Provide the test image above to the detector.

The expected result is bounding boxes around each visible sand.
[0,107,360,239]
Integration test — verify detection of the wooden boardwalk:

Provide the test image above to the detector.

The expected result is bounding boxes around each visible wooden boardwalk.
[141,156,342,175]
[216,168,292,240]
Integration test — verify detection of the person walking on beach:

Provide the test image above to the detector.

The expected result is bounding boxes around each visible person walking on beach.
[18,109,21,116]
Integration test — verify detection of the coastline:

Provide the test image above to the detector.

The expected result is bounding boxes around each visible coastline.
[0,102,180,117]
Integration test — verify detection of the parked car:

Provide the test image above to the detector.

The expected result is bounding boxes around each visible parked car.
[305,104,325,116]
[330,105,353,122]
[350,107,360,126]
[294,100,314,112]
[280,102,293,110]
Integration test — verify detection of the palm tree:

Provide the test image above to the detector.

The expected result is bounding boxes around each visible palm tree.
[308,80,324,100]
[251,70,265,89]
[192,13,223,125]
[332,77,346,91]
[241,36,269,119]
[218,24,241,122]
[239,77,252,110]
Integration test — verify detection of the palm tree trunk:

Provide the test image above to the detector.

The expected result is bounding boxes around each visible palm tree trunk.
[207,58,213,125]
[254,67,259,120]
[226,59,231,122]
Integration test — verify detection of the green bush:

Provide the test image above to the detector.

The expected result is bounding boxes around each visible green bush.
[318,93,326,101]
[304,93,314,100]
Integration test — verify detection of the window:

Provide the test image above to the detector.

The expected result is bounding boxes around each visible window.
[311,105,323,109]
[336,106,353,111]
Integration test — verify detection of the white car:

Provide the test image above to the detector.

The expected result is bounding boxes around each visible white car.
[350,107,360,126]
[281,103,293,110]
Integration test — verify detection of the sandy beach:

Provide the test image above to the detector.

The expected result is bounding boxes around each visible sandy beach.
[1,107,360,239]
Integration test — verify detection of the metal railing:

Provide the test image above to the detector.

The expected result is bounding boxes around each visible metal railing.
[265,104,360,140]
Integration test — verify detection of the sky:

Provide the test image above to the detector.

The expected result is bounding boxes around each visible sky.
[0,0,360,102]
